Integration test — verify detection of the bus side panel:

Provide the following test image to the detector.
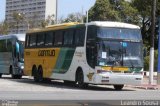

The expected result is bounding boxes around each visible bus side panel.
[52,48,75,74]
[24,48,61,77]
[50,47,95,83]
[0,52,12,74]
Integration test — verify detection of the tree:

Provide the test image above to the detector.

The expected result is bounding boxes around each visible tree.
[131,0,160,50]
[41,14,55,27]
[29,12,39,28]
[88,0,139,23]
[89,0,120,21]
[60,12,84,23]
[12,12,25,33]
[0,21,9,35]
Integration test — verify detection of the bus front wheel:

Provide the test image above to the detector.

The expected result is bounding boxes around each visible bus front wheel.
[76,70,88,88]
[12,75,22,79]
[113,85,124,90]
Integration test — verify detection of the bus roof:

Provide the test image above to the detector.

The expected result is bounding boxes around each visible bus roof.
[27,22,81,33]
[0,34,25,41]
[86,21,140,29]
[27,21,140,34]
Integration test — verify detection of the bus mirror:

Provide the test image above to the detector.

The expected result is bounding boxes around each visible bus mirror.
[16,42,20,53]
[16,42,20,61]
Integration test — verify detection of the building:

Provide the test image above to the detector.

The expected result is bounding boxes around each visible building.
[5,0,57,34]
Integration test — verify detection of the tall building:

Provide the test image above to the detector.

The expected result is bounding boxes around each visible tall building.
[5,0,57,34]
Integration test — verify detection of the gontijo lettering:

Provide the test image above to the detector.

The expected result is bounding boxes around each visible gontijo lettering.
[38,50,55,56]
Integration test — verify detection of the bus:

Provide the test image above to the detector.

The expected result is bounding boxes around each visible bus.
[0,34,25,79]
[24,21,143,90]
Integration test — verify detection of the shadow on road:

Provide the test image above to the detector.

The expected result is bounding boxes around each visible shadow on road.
[1,76,135,91]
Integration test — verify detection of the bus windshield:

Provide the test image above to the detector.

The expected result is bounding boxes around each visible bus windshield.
[97,27,142,41]
[97,40,143,68]
[86,26,143,68]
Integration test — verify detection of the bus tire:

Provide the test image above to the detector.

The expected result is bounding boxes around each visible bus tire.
[32,66,39,82]
[17,75,22,79]
[37,66,43,82]
[10,66,15,79]
[10,66,21,79]
[64,80,75,86]
[43,78,51,83]
[0,73,2,78]
[113,85,124,90]
[76,69,88,88]
[12,75,22,79]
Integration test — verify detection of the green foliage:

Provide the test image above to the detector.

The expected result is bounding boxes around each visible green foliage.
[0,21,9,35]
[88,0,120,21]
[62,13,83,23]
[131,0,160,50]
[144,50,158,71]
[41,14,55,28]
[88,0,139,23]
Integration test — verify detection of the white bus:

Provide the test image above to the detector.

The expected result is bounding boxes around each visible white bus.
[24,21,143,90]
[0,34,25,79]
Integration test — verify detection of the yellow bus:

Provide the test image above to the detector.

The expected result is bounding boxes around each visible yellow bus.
[24,21,144,90]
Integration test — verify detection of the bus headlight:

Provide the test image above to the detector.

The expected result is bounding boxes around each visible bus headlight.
[20,66,24,70]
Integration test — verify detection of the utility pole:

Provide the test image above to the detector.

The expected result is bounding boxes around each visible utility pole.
[157,16,160,84]
[149,0,157,85]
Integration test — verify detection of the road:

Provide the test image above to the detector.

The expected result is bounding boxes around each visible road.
[0,75,160,106]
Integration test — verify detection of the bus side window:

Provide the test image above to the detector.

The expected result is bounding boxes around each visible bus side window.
[64,29,74,46]
[29,34,37,47]
[0,40,7,52]
[37,33,45,47]
[54,31,63,46]
[7,40,12,52]
[45,32,54,46]
[75,27,85,46]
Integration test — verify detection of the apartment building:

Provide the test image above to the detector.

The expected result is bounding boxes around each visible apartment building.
[5,0,57,34]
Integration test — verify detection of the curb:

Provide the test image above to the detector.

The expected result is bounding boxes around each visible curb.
[126,84,160,90]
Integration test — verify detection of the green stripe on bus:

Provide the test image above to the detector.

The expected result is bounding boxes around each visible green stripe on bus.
[53,48,75,73]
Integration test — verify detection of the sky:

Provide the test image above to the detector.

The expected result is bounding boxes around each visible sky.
[0,0,96,22]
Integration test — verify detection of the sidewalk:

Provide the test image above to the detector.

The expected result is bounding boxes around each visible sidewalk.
[126,77,160,90]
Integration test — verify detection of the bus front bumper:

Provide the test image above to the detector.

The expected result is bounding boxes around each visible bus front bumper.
[93,73,143,85]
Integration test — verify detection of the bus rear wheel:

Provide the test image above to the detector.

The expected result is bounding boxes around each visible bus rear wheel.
[113,85,124,90]
[0,73,2,78]
[76,70,88,88]
[34,66,43,82]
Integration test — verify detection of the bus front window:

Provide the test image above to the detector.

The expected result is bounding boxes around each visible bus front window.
[97,41,143,68]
